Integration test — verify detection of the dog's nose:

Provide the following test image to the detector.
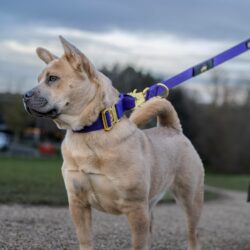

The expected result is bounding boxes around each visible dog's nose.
[24,90,34,100]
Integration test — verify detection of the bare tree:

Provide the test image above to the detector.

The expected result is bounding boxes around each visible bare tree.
[2,93,34,141]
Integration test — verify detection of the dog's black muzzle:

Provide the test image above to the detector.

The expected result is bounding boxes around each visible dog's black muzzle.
[23,89,58,118]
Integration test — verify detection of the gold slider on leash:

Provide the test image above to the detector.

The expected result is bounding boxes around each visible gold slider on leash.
[23,36,204,250]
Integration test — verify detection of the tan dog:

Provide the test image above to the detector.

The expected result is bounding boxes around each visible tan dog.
[23,36,204,250]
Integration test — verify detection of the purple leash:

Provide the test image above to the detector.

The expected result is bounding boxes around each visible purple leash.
[145,38,250,100]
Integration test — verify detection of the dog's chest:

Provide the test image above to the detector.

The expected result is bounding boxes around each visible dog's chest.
[63,147,127,213]
[63,167,125,214]
[62,136,146,214]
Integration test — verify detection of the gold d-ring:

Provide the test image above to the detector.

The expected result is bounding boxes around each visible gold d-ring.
[156,83,169,99]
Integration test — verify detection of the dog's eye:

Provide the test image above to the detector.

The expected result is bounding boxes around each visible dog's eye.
[48,75,59,83]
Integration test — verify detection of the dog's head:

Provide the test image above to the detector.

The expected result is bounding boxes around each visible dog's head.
[23,36,118,130]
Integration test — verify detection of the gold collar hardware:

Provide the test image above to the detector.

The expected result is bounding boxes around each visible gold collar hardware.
[101,83,169,131]
[156,83,169,99]
[101,105,119,131]
[128,87,149,108]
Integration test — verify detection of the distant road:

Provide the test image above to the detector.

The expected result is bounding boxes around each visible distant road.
[0,189,249,250]
[3,143,39,157]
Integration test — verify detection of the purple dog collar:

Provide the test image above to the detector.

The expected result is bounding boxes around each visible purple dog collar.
[73,94,135,133]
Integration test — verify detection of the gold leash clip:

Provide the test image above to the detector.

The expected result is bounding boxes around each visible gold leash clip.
[129,83,169,109]
[128,87,149,108]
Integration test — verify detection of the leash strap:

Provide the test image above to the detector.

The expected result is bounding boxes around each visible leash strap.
[145,38,250,100]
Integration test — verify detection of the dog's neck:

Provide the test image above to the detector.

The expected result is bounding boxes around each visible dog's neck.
[64,116,137,152]
[54,72,119,131]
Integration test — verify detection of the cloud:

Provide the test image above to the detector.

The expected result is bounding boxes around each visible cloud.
[1,0,249,40]
[1,0,250,96]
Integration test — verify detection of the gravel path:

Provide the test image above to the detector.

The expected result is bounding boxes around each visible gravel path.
[0,189,249,250]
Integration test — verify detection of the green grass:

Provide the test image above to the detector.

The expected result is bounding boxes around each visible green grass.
[161,189,221,204]
[162,173,250,203]
[205,173,250,191]
[0,156,249,205]
[0,156,67,205]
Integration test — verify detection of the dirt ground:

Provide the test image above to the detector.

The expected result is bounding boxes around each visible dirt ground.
[0,189,249,250]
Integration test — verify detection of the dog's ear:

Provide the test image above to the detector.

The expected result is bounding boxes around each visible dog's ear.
[36,47,58,64]
[59,35,96,79]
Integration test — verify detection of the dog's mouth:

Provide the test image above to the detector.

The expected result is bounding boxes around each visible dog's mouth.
[24,103,59,119]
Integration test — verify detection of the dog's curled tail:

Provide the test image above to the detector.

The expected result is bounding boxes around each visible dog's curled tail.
[129,97,182,132]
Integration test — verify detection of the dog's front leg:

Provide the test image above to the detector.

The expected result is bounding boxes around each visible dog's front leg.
[69,197,92,250]
[127,206,150,250]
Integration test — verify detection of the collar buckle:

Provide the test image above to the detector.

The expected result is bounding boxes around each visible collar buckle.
[101,105,119,131]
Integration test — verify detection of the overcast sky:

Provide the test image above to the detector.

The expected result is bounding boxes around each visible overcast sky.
[0,0,249,94]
